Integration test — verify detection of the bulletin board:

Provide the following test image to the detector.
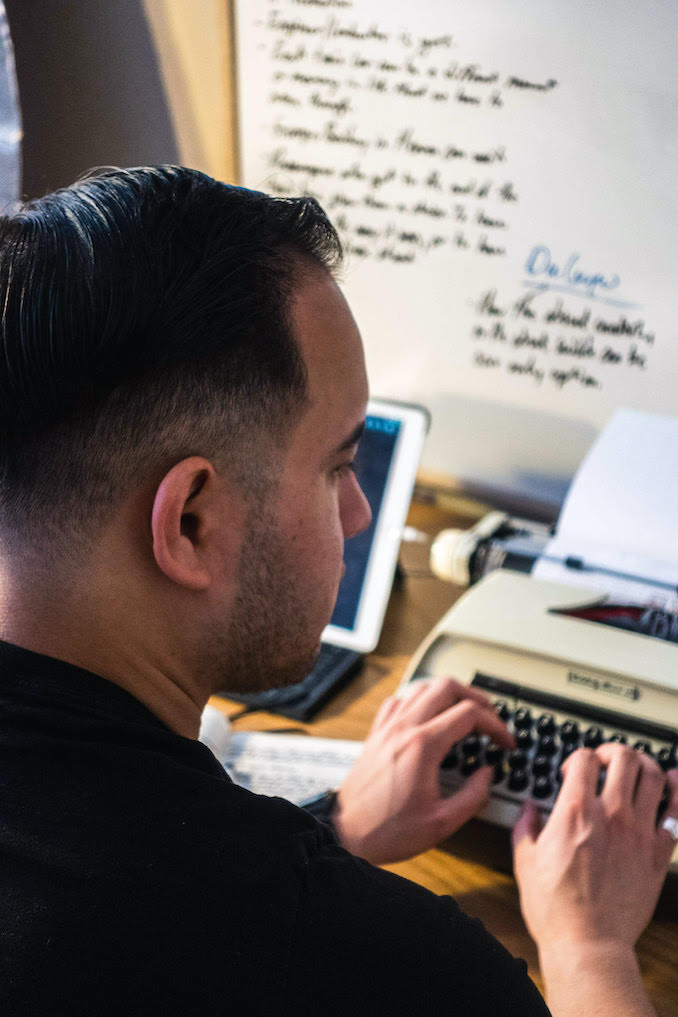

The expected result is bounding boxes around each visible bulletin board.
[233,0,678,511]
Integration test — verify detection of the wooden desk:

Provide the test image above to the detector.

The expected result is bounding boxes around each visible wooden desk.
[212,497,678,1015]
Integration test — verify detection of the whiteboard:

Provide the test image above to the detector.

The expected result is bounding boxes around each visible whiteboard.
[234,0,678,510]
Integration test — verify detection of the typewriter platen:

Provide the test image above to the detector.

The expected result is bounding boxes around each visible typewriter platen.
[400,570,678,866]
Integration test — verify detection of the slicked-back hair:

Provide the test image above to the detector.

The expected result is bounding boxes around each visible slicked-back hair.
[0,166,342,569]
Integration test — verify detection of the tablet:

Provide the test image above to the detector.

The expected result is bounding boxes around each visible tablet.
[323,398,430,653]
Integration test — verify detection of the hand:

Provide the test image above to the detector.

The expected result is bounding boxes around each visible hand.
[332,676,514,864]
[513,744,678,953]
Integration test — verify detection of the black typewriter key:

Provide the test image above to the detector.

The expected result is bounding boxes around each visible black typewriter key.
[657,747,676,771]
[492,762,506,785]
[584,726,604,748]
[533,774,553,799]
[609,733,627,744]
[515,728,533,751]
[657,786,669,821]
[508,767,529,792]
[461,755,481,776]
[532,755,551,777]
[461,734,481,757]
[559,742,577,765]
[537,714,556,736]
[441,746,458,769]
[560,720,580,744]
[633,740,653,756]
[538,734,557,756]
[509,749,527,770]
[513,708,532,730]
[484,744,504,766]
[494,700,511,722]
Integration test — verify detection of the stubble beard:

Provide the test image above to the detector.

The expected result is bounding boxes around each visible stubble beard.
[201,503,323,696]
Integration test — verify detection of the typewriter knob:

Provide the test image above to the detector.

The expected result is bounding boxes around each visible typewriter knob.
[537,734,557,756]
[559,742,577,765]
[537,714,556,736]
[514,708,532,730]
[583,726,604,748]
[657,747,676,771]
[560,720,580,743]
[508,767,529,792]
[515,728,534,750]
[533,775,553,799]
[508,748,528,770]
[461,755,481,776]
[461,734,481,757]
[532,754,551,777]
[494,700,511,723]
[484,744,504,766]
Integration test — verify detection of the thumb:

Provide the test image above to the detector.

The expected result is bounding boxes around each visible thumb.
[512,800,542,873]
[436,765,492,838]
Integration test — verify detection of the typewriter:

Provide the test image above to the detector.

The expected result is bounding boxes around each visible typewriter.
[400,570,678,866]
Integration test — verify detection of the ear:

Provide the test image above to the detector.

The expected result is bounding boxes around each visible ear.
[150,456,231,592]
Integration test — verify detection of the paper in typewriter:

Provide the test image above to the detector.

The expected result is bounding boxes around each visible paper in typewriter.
[534,409,678,607]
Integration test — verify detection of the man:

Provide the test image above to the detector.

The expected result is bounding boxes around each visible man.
[0,166,675,1017]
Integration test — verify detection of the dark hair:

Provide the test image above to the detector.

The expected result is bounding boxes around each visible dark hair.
[0,165,342,566]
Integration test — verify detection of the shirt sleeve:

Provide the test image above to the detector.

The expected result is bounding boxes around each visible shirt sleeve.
[283,832,551,1017]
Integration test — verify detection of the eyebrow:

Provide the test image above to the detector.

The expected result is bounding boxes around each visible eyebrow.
[333,420,365,455]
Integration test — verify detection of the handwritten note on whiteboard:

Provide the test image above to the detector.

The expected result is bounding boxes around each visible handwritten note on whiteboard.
[234,1,678,508]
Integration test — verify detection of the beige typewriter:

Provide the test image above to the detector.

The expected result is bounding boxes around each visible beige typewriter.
[402,410,678,865]
[401,569,678,867]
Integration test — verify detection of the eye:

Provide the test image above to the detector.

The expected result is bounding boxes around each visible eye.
[334,460,356,478]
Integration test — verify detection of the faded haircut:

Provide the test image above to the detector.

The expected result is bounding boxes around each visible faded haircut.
[0,166,342,569]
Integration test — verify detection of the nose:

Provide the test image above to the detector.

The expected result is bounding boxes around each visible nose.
[341,473,372,540]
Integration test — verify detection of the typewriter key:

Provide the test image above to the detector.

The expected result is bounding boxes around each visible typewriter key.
[508,767,529,792]
[560,720,580,743]
[533,775,553,799]
[583,726,604,748]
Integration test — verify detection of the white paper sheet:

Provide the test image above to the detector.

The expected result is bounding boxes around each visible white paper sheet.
[219,732,363,805]
[199,707,363,805]
[534,409,678,600]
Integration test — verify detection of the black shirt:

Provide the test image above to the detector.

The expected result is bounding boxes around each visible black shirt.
[0,640,550,1016]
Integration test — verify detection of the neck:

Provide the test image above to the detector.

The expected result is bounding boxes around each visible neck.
[0,578,207,740]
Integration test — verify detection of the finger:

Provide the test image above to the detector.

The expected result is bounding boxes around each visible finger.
[435,765,492,837]
[553,747,600,814]
[369,693,401,732]
[596,743,642,811]
[397,676,494,728]
[632,752,666,826]
[424,699,514,759]
[656,770,678,867]
[512,800,542,874]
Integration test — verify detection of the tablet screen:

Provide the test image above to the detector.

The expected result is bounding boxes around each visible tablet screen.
[323,399,429,652]
[331,415,400,630]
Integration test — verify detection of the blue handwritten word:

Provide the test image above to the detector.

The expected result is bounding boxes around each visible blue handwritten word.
[525,245,620,298]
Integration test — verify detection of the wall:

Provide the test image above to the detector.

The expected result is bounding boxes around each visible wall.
[142,0,236,182]
[5,0,236,198]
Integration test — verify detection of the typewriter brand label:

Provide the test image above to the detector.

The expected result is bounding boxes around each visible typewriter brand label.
[567,670,640,702]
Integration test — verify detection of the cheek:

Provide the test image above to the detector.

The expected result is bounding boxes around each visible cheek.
[290,490,345,572]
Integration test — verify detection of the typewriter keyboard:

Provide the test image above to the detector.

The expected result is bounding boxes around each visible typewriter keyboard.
[440,673,678,826]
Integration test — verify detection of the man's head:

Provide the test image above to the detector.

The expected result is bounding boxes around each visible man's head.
[0,167,371,727]
[0,166,341,567]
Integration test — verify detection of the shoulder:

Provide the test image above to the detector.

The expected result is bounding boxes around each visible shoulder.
[275,834,550,1017]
